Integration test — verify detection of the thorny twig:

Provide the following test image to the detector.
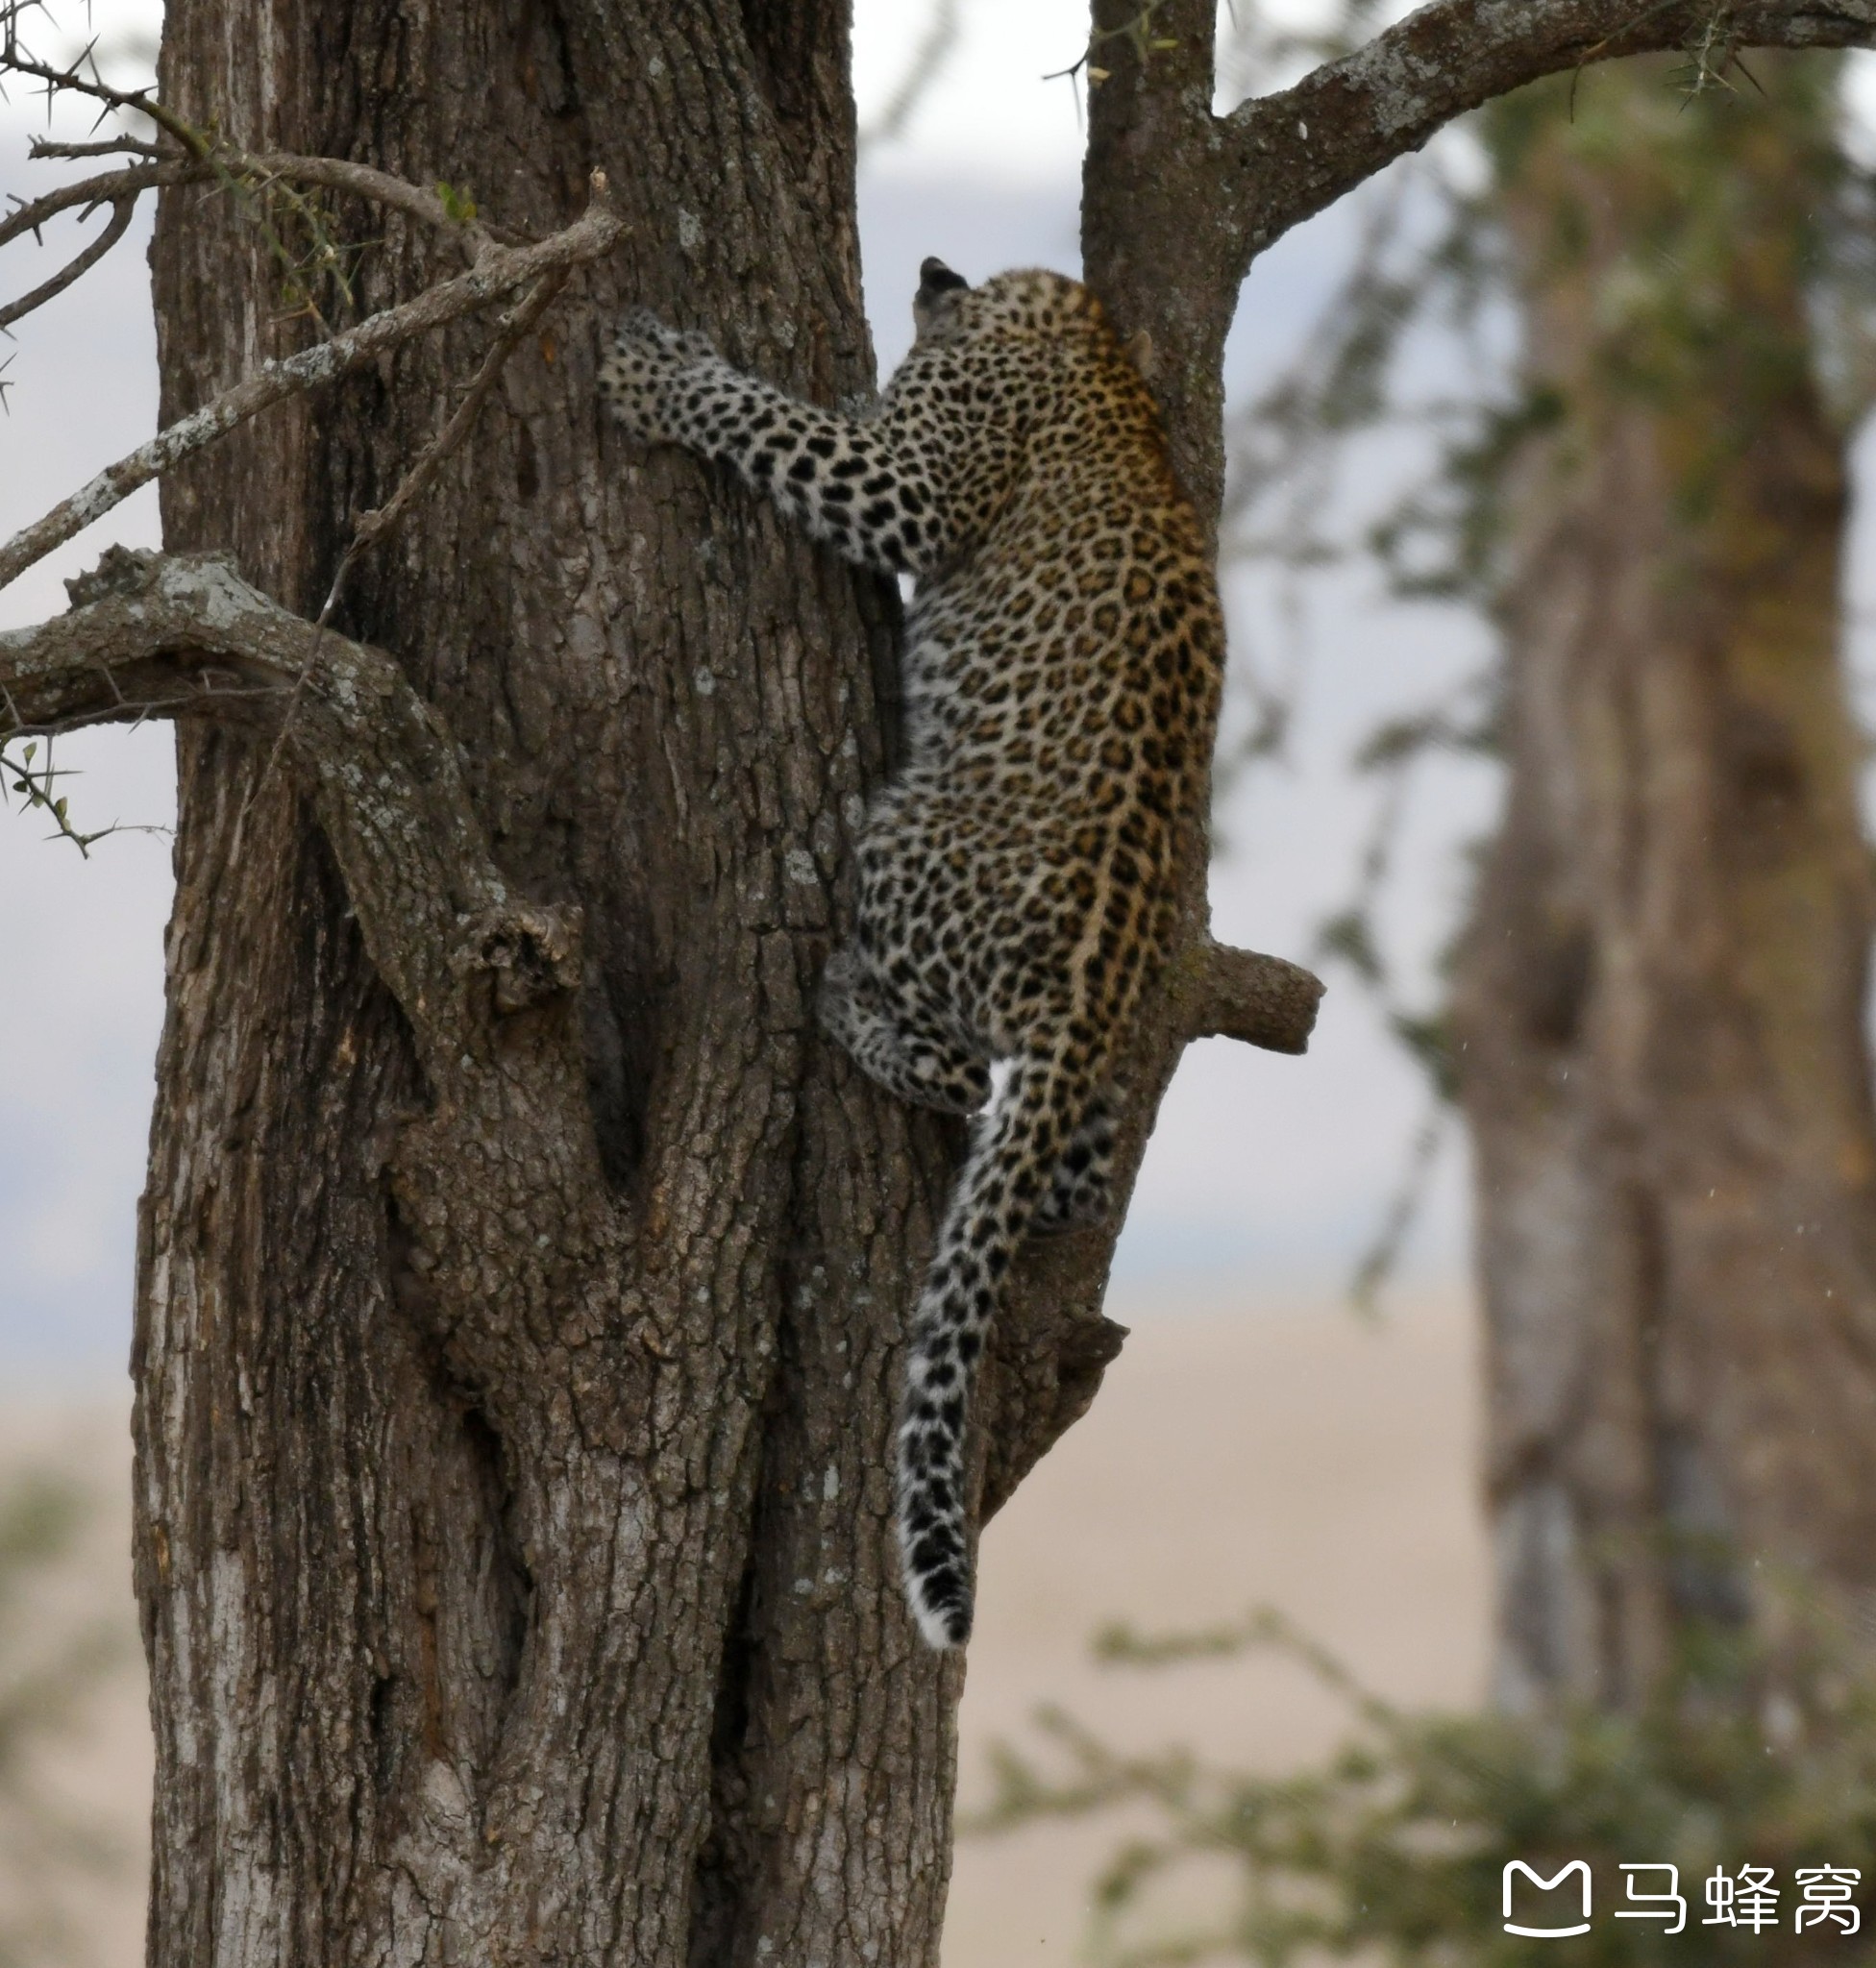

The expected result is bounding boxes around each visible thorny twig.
[1,32,512,344]
[2,36,197,159]
[1043,0,1179,90]
[0,151,504,266]
[0,181,623,594]
[0,191,132,329]
[27,134,159,160]
[0,728,166,854]
[2,160,183,253]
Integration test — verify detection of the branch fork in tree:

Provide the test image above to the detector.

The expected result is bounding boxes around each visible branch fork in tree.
[1080,0,1876,524]
[0,549,580,1087]
[0,543,1321,1072]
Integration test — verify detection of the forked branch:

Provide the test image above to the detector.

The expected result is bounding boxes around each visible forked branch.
[0,191,134,329]
[0,550,579,1082]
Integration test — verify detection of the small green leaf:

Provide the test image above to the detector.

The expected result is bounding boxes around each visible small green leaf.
[435,180,479,224]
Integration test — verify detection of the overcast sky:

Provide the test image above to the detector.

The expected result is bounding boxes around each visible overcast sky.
[26,3,1873,1377]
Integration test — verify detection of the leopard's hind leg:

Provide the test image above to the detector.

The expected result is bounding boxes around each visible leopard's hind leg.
[819,944,990,1116]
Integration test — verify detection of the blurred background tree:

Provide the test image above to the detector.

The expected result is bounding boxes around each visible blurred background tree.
[1230,28,1876,1703]
[1453,50,1876,1712]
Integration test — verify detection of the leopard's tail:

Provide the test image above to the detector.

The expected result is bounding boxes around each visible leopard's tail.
[898,1045,1093,1650]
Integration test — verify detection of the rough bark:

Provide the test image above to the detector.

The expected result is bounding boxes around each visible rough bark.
[134,7,966,1963]
[1452,57,1876,1710]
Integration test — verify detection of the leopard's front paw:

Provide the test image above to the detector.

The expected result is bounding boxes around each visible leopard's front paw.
[600,309,716,443]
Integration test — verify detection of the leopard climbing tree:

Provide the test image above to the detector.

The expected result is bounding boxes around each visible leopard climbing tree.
[3,2,1874,1962]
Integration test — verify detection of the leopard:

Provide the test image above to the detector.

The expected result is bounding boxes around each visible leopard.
[601,258,1225,1650]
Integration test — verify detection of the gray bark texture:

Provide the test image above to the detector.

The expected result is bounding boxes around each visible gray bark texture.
[139,7,975,1963]
[1453,58,1876,1711]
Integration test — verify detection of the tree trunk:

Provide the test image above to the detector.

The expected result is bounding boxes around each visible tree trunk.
[136,6,1021,1962]
[1453,56,1876,1710]
[122,3,1331,1961]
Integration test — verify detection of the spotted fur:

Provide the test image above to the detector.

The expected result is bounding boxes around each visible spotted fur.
[602,259,1224,1649]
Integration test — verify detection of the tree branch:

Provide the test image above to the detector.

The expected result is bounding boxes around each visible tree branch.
[1223,0,1876,268]
[243,266,575,808]
[323,266,571,603]
[206,147,508,253]
[0,160,180,252]
[0,193,133,328]
[0,37,212,161]
[0,181,623,596]
[1181,940,1323,1053]
[2,35,506,249]
[0,549,580,1084]
[0,148,505,263]
[28,135,160,160]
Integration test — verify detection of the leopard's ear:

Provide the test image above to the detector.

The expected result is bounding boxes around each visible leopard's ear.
[918,257,970,300]
[914,257,971,342]
[1123,328,1157,385]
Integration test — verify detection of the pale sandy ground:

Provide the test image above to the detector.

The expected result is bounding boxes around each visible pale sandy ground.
[0,1396,150,1968]
[0,1292,1488,1967]
[948,1292,1489,1963]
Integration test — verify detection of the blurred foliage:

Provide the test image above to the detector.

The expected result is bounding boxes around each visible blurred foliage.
[1223,30,1868,606]
[859,0,960,148]
[1211,12,1874,1299]
[973,1605,1876,1966]
[0,1470,127,1968]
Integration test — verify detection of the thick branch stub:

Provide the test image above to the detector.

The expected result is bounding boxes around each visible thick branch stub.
[464,901,584,1015]
[981,1307,1128,1523]
[1185,940,1323,1054]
